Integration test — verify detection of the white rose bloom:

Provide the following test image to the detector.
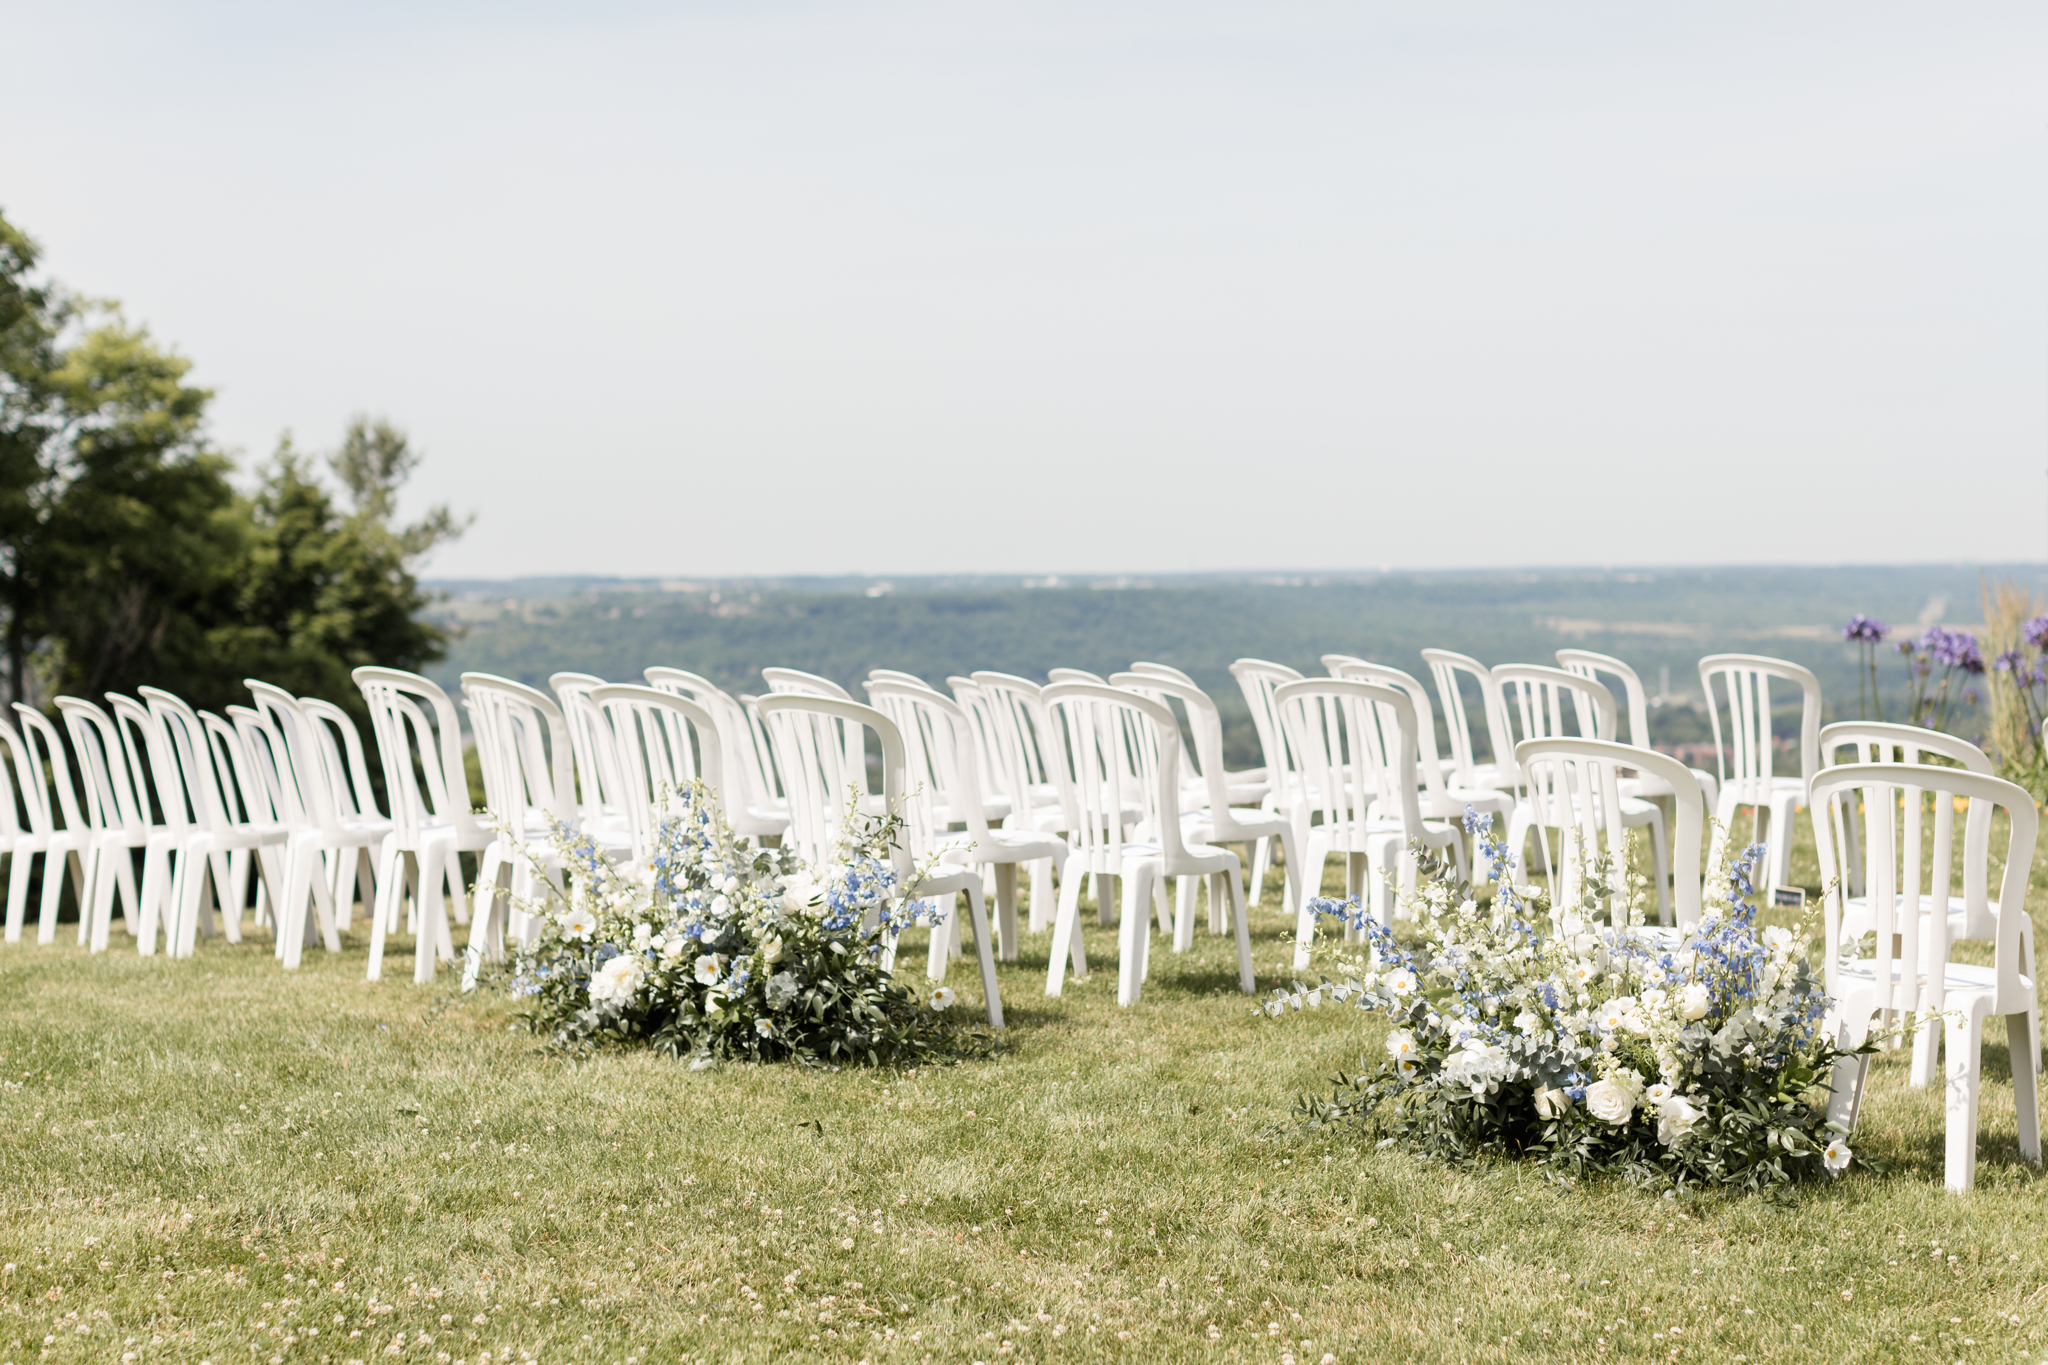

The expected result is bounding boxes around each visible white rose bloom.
[633,923,653,948]
[1655,1095,1704,1146]
[1534,1087,1571,1119]
[781,875,823,913]
[1680,982,1712,1021]
[588,953,646,1006]
[710,895,731,917]
[1823,1138,1852,1173]
[1584,1079,1634,1125]
[760,936,784,964]
[693,954,723,986]
[1384,1030,1419,1061]
[722,875,741,894]
[661,936,689,962]
[1514,1010,1542,1035]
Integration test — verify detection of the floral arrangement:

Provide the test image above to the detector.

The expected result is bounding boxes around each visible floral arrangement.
[1267,811,1868,1195]
[500,782,990,1068]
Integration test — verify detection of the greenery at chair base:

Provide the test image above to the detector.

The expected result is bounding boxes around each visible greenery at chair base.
[1268,814,1873,1197]
[506,782,994,1068]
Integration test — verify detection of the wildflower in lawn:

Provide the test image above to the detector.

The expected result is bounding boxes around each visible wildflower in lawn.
[1823,1138,1853,1173]
[929,987,956,1011]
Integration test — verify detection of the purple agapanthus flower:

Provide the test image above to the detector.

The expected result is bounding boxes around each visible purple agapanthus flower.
[1995,649,2027,674]
[2027,616,2048,651]
[1920,625,1983,674]
[1841,615,1889,644]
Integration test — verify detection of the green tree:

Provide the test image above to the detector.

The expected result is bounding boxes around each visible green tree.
[212,418,466,708]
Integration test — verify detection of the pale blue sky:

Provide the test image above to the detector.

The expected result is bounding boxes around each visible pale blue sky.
[3,2,2045,577]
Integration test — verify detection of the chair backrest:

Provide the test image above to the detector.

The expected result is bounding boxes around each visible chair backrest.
[866,680,993,859]
[549,671,629,825]
[353,667,483,846]
[967,671,1067,819]
[762,667,852,700]
[1820,721,1992,774]
[299,697,385,821]
[754,693,909,876]
[867,669,934,691]
[1272,677,1427,847]
[138,686,229,835]
[54,696,142,839]
[13,703,86,843]
[946,676,1016,819]
[1811,763,2034,1016]
[1515,735,1706,928]
[1039,682,1193,870]
[1556,649,1650,748]
[226,704,297,827]
[1489,665,1618,787]
[1326,658,1461,806]
[246,681,346,839]
[1128,661,1198,687]
[645,668,784,816]
[199,708,275,831]
[106,693,185,835]
[590,683,724,861]
[1046,668,1107,685]
[1422,648,1512,787]
[1110,670,1233,815]
[462,673,576,841]
[1229,658,1305,805]
[1698,653,1823,800]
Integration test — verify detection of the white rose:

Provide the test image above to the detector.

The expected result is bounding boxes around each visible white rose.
[781,876,822,912]
[760,936,784,964]
[1655,1095,1704,1146]
[1514,1011,1542,1035]
[693,954,723,986]
[588,953,645,1006]
[1680,983,1712,1021]
[1585,1078,1638,1125]
[1534,1087,1570,1119]
[661,936,689,962]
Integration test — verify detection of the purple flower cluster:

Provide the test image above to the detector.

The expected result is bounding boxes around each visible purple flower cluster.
[1840,615,1889,644]
[1915,625,1984,675]
[2026,616,2048,650]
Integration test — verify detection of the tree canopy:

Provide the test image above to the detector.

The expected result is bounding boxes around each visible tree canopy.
[0,206,466,716]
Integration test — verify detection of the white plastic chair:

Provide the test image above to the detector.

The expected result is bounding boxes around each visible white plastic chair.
[104,692,195,957]
[865,679,1065,969]
[1556,648,1719,810]
[1422,648,1516,793]
[762,667,852,699]
[1324,657,1515,828]
[644,668,790,841]
[1229,658,1311,896]
[590,683,724,862]
[461,674,581,963]
[755,692,1005,1028]
[354,667,490,983]
[197,706,292,943]
[246,683,393,960]
[867,669,936,691]
[1700,653,1823,896]
[1271,677,1463,939]
[53,696,146,950]
[1814,762,2041,1192]
[550,672,634,846]
[0,708,87,944]
[1819,722,2037,1085]
[1109,670,1300,958]
[1512,736,1706,935]
[1039,681,1255,1006]
[966,671,1075,931]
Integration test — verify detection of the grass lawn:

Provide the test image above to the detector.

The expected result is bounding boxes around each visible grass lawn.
[3,816,2048,1365]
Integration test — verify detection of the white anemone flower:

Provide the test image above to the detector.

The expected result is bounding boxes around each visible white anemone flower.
[929,986,957,1011]
[559,907,597,941]
[1597,997,1637,1033]
[1569,960,1598,987]
[1643,1082,1675,1105]
[1764,925,1796,954]
[693,954,723,987]
[1384,968,1417,998]
[1823,1138,1853,1173]
[754,1018,775,1038]
[1384,1030,1419,1060]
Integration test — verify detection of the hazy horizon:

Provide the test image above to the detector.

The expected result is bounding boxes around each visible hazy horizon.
[6,2,2046,578]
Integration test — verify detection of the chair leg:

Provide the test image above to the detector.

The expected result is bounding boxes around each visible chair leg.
[2011,1011,2042,1166]
[1045,858,1088,996]
[1910,1009,1940,1090]
[1944,998,1990,1193]
[4,849,31,943]
[415,844,453,984]
[366,837,401,982]
[924,890,952,984]
[992,862,1019,961]
[1117,868,1150,1007]
[960,879,1003,1030]
[1028,858,1052,935]
[36,848,65,945]
[137,844,168,956]
[280,843,314,970]
[1226,858,1256,994]
[1248,835,1270,911]
[1174,875,1197,953]
[1645,806,1672,927]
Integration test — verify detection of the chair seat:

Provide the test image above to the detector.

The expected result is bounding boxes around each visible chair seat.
[1836,957,2032,1009]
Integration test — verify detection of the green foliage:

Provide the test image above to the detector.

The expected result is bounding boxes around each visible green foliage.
[0,205,464,713]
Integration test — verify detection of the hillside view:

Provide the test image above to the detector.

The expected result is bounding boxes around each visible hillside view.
[424,562,2040,768]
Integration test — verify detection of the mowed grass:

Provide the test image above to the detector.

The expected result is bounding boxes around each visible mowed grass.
[3,814,2048,1365]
